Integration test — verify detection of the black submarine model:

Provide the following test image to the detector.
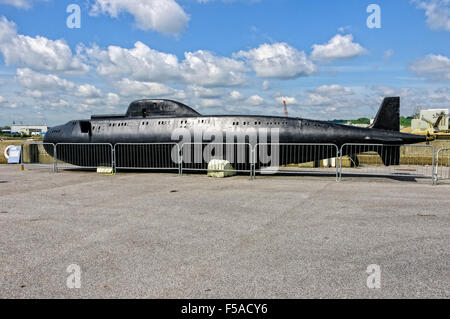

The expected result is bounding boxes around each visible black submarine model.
[44,97,426,167]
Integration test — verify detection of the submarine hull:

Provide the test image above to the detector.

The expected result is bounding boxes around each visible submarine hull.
[43,98,427,168]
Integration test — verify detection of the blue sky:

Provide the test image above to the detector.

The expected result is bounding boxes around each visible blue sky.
[0,0,449,126]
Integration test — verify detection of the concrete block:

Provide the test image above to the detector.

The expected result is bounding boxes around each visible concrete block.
[207,159,236,178]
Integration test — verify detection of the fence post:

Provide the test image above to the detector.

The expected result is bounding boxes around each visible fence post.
[433,151,439,185]
[111,144,116,175]
[53,144,57,173]
[336,145,340,182]
[252,144,258,180]
[178,144,182,176]
[433,148,440,185]
[250,146,255,180]
[338,145,344,182]
[20,144,24,171]
[431,145,435,185]
[179,144,183,176]
[248,145,252,179]
[253,144,258,179]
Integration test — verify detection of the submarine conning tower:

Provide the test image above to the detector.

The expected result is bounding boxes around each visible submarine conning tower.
[125,99,201,118]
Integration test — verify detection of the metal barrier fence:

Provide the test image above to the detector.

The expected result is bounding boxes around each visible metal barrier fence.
[180,143,253,176]
[339,144,434,182]
[254,143,340,181]
[435,148,450,184]
[55,143,113,170]
[19,142,445,185]
[114,143,180,173]
[20,142,56,171]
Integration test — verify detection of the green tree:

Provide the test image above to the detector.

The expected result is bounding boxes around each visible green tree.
[349,118,370,125]
[400,116,412,127]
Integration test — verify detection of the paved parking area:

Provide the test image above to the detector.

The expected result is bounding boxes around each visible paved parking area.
[0,165,449,298]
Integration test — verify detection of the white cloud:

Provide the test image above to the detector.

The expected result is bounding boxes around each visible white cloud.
[81,42,180,81]
[0,95,5,103]
[188,85,223,99]
[3,102,18,108]
[181,50,247,87]
[313,84,353,96]
[24,89,43,99]
[310,34,368,61]
[337,25,351,33]
[275,96,299,105]
[90,0,190,35]
[0,17,88,73]
[303,93,333,106]
[384,49,395,61]
[114,78,179,97]
[245,95,264,106]
[80,98,101,106]
[76,84,102,98]
[429,92,450,101]
[49,99,70,108]
[229,90,244,101]
[262,80,270,90]
[198,98,223,108]
[196,0,262,3]
[409,54,450,80]
[274,91,351,109]
[106,92,120,105]
[234,42,316,79]
[81,42,247,87]
[428,87,450,101]
[0,0,47,9]
[373,86,412,99]
[414,0,450,31]
[16,68,76,91]
[15,69,109,107]
[0,17,18,43]
[373,85,396,97]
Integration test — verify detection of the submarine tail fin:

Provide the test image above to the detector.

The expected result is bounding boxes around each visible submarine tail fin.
[371,97,400,131]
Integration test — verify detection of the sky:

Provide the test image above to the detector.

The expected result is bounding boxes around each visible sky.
[0,0,449,126]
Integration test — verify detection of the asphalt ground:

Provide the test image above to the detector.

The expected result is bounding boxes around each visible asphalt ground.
[0,165,449,298]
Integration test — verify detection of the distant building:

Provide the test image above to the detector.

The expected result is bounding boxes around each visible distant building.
[10,125,48,135]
